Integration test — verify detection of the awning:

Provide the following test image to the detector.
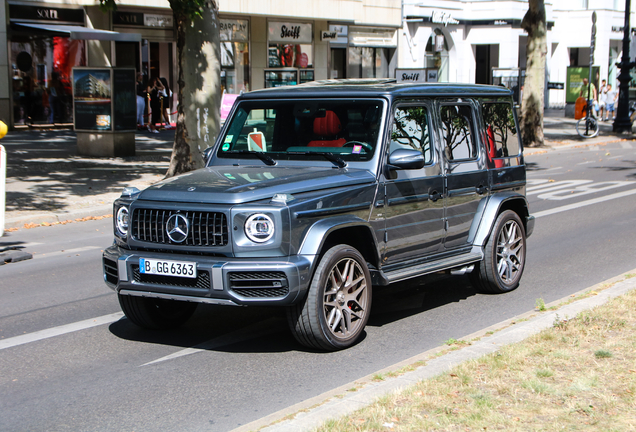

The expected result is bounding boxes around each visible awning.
[12,22,141,42]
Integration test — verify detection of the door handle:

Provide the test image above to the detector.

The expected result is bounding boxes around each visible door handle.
[429,190,443,202]
[475,184,489,195]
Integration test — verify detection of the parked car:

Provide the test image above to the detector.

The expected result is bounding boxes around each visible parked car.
[103,79,534,351]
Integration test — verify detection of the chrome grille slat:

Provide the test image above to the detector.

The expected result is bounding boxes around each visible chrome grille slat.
[131,208,228,247]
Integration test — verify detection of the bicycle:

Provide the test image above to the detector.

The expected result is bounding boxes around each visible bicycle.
[576,100,599,138]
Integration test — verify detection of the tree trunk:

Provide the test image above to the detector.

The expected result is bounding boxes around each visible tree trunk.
[166,1,221,178]
[520,0,547,148]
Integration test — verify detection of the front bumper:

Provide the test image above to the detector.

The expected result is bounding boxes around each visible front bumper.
[103,246,314,306]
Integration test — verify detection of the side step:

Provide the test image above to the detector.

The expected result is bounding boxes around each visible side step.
[382,252,484,284]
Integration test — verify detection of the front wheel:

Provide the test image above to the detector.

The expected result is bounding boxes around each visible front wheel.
[470,210,526,294]
[118,294,198,330]
[287,245,372,351]
[576,117,599,138]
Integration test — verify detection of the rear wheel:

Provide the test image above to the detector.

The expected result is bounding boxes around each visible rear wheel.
[287,245,372,351]
[470,210,526,294]
[118,294,198,330]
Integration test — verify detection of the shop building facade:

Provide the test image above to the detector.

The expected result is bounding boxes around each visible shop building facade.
[1,0,401,129]
[399,0,634,110]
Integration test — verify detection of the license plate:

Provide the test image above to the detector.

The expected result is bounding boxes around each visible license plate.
[139,258,197,278]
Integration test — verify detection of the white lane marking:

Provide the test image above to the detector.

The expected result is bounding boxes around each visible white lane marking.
[142,318,282,366]
[620,142,633,149]
[527,180,593,195]
[577,161,594,165]
[589,146,600,151]
[534,188,636,218]
[0,312,124,351]
[35,246,102,258]
[537,181,634,201]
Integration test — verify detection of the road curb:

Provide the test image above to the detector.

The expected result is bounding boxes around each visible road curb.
[233,269,636,432]
[3,204,113,230]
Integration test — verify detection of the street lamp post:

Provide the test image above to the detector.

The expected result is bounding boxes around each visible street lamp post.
[614,0,636,133]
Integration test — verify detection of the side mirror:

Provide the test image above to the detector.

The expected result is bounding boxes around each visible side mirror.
[387,149,425,170]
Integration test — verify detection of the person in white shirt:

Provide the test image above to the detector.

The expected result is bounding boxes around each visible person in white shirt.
[604,84,618,121]
[598,79,607,120]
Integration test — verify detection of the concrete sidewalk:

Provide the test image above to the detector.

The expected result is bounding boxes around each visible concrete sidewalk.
[1,128,175,230]
[0,109,634,231]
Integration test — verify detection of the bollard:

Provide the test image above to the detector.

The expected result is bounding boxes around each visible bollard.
[0,144,5,237]
[0,120,6,236]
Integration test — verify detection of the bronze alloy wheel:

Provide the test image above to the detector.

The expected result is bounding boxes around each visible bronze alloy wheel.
[495,218,525,284]
[287,244,372,351]
[470,210,526,294]
[322,256,369,340]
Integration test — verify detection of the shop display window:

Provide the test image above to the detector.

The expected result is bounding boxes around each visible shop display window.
[11,36,86,125]
[221,42,250,94]
[220,18,250,95]
[268,44,313,69]
[264,70,298,88]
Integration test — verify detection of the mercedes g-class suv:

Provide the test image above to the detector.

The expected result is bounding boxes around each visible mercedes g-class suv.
[103,79,534,351]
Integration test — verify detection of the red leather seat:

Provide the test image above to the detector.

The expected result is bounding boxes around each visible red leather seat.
[307,110,346,147]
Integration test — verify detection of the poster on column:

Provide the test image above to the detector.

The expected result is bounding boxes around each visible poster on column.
[73,68,112,131]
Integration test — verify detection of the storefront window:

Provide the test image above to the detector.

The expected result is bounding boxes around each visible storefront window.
[267,21,314,85]
[347,47,394,79]
[11,36,86,125]
[220,19,250,94]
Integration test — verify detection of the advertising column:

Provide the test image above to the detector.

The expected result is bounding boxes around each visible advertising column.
[73,68,137,156]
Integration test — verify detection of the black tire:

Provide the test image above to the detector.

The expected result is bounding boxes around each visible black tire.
[470,210,526,294]
[118,294,198,330]
[287,245,372,351]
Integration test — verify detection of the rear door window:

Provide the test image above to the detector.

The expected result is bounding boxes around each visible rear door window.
[439,105,477,161]
[482,102,520,157]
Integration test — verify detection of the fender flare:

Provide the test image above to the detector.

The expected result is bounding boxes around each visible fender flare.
[297,215,381,266]
[471,192,531,247]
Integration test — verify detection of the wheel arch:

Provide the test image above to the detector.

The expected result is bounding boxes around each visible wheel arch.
[472,193,530,247]
[297,216,381,270]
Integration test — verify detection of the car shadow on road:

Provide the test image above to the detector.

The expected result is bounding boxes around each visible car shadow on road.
[368,274,478,328]
[108,275,478,354]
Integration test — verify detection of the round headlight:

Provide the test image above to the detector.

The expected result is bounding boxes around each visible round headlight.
[244,214,275,243]
[116,206,129,236]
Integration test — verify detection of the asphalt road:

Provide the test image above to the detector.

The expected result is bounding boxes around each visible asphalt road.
[1,140,635,431]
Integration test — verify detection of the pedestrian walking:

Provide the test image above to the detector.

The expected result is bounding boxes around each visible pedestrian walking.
[159,77,172,129]
[147,78,162,133]
[604,84,617,121]
[136,73,147,128]
[598,79,607,120]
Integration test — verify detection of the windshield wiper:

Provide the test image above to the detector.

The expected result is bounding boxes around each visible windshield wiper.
[225,150,277,166]
[287,151,347,168]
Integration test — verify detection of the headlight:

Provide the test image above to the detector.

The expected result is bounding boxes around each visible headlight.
[244,213,274,243]
[116,206,130,236]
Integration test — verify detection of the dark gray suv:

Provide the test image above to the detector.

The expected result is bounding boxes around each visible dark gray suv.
[103,79,534,350]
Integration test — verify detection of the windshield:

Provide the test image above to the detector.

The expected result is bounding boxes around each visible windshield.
[215,99,384,164]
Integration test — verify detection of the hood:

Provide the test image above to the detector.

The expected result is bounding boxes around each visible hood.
[137,165,376,204]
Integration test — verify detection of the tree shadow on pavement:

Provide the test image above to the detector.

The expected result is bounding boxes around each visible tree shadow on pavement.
[3,130,174,213]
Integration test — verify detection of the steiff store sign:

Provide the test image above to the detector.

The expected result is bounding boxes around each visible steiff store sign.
[321,25,348,43]
[268,22,313,44]
[396,69,426,83]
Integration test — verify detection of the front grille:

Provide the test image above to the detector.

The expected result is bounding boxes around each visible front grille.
[132,265,211,290]
[229,272,289,298]
[131,209,228,247]
[103,257,118,285]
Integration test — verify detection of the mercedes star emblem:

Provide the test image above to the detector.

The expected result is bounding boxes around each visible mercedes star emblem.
[166,213,189,243]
